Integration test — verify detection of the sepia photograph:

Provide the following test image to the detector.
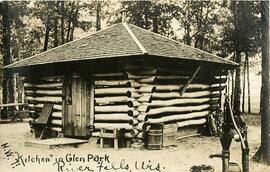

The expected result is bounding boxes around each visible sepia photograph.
[0,0,269,172]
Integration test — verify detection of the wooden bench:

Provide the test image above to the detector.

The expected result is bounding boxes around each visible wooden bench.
[0,103,28,122]
[30,104,54,139]
[100,128,124,150]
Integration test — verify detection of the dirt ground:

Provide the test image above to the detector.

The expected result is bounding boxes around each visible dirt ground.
[0,117,269,172]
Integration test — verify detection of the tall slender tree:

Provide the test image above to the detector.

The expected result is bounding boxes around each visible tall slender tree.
[240,1,260,113]
[1,1,14,118]
[43,1,53,51]
[60,1,65,45]
[66,1,75,43]
[232,0,242,117]
[69,2,79,42]
[217,1,260,115]
[247,53,251,113]
[257,0,270,165]
[96,0,101,31]
[185,1,191,45]
[152,6,158,33]
[53,1,60,47]
[242,53,247,113]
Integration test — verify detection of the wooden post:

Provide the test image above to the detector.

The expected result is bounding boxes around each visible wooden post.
[90,79,94,130]
[100,128,104,149]
[114,129,118,150]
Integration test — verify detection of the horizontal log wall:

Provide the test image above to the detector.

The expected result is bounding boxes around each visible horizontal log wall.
[126,64,226,131]
[93,71,138,139]
[92,63,227,141]
[23,62,227,141]
[24,76,63,133]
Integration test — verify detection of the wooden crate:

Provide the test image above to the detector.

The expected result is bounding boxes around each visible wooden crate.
[163,123,178,146]
[176,125,201,140]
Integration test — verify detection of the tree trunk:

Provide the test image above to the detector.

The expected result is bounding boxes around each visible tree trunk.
[17,75,23,108]
[242,52,247,113]
[233,51,241,116]
[1,2,14,119]
[60,1,65,44]
[247,52,251,114]
[152,16,158,33]
[66,1,75,42]
[43,22,50,51]
[257,0,270,165]
[185,1,191,45]
[96,0,101,31]
[152,7,158,33]
[43,2,52,51]
[145,9,149,30]
[69,4,79,41]
[194,5,204,50]
[231,70,235,108]
[233,1,241,117]
[53,1,60,47]
[230,53,236,107]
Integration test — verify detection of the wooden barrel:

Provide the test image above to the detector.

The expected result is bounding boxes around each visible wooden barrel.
[147,124,163,150]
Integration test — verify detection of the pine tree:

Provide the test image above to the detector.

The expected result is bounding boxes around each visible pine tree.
[1,1,14,118]
[258,0,270,165]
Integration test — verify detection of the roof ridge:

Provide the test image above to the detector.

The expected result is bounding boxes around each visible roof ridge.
[123,22,148,55]
[5,23,120,69]
[129,23,238,66]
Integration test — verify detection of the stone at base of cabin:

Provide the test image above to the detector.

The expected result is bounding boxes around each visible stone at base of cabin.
[57,132,64,138]
[22,118,33,123]
[86,125,94,136]
[125,139,132,148]
[131,139,144,149]
[25,129,35,139]
[132,138,143,143]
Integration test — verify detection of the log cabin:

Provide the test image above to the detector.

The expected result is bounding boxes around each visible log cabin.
[5,22,237,146]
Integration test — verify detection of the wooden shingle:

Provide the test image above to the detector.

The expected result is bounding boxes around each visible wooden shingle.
[6,23,237,69]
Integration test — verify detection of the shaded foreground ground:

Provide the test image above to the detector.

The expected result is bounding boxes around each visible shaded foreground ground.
[0,116,269,172]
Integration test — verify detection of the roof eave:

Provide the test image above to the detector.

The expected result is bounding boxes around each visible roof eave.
[146,54,238,68]
[4,53,146,70]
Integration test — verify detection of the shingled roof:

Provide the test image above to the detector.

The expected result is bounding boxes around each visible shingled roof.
[6,23,237,69]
